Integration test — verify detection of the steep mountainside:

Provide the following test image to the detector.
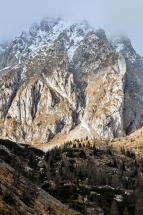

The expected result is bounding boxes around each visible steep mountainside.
[1,138,143,215]
[0,157,79,214]
[110,37,143,135]
[0,18,143,146]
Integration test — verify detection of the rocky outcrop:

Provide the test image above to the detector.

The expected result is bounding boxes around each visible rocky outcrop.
[0,48,83,144]
[111,37,143,134]
[70,32,126,140]
[0,18,142,146]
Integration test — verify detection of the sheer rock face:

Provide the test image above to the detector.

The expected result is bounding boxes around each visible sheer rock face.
[0,49,83,144]
[0,18,142,145]
[70,33,126,140]
[111,37,143,134]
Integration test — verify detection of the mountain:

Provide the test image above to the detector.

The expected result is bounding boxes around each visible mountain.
[0,18,143,147]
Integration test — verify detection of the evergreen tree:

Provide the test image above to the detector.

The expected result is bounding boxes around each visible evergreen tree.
[110,200,119,215]
[123,206,130,215]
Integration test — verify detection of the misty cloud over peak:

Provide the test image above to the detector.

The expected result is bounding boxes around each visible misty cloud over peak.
[0,0,142,55]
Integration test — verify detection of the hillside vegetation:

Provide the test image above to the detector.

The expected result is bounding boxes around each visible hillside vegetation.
[1,138,143,214]
[0,139,79,215]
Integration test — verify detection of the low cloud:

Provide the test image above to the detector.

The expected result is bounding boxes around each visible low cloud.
[0,0,142,55]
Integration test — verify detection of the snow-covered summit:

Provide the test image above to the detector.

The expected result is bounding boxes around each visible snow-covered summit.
[0,18,95,69]
[0,16,142,74]
[110,36,143,65]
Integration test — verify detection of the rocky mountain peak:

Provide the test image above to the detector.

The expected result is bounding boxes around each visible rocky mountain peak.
[76,20,93,32]
[0,18,94,69]
[0,17,143,147]
[29,22,39,36]
[96,28,108,42]
[40,17,55,32]
[110,36,139,64]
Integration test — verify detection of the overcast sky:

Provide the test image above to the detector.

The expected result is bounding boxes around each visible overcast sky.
[0,0,143,56]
